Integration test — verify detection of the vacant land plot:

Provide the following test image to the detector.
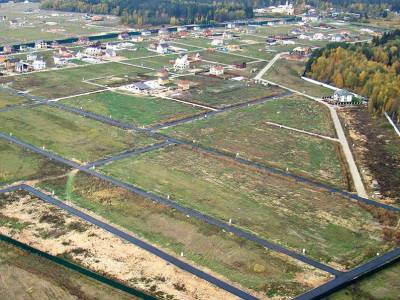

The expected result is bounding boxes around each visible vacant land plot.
[60,91,205,127]
[0,191,232,300]
[0,63,152,99]
[237,44,276,61]
[0,91,28,109]
[37,171,330,298]
[340,108,400,207]
[200,50,256,65]
[0,240,137,300]
[172,75,285,108]
[229,95,335,136]
[100,145,398,270]
[127,54,179,70]
[0,106,157,163]
[263,59,332,98]
[327,262,400,300]
[0,140,68,186]
[177,37,213,48]
[162,101,347,188]
[0,2,120,45]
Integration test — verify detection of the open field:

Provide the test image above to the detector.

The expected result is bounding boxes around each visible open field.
[0,239,138,300]
[37,171,330,298]
[60,91,205,127]
[100,145,399,270]
[0,2,121,45]
[326,262,400,300]
[263,59,333,98]
[0,140,68,186]
[0,90,29,108]
[176,37,213,48]
[340,108,400,207]
[0,63,153,98]
[116,46,155,60]
[162,99,347,188]
[235,44,277,61]
[0,105,158,163]
[128,54,179,70]
[0,191,235,300]
[200,50,256,65]
[172,74,285,108]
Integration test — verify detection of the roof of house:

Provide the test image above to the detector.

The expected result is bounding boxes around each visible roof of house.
[334,89,353,97]
[132,82,150,90]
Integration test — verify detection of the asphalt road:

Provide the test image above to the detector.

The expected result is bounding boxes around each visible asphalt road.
[0,184,258,300]
[295,248,400,300]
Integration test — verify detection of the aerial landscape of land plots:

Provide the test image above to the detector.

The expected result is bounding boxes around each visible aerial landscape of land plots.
[0,2,399,300]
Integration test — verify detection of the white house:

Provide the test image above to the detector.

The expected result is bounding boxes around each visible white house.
[211,39,224,46]
[141,30,152,36]
[53,55,68,66]
[177,26,187,32]
[156,42,169,54]
[312,33,325,40]
[26,53,37,61]
[334,89,353,104]
[32,59,46,70]
[85,46,103,56]
[105,49,117,57]
[35,40,47,49]
[132,36,144,42]
[174,54,190,71]
[210,65,224,76]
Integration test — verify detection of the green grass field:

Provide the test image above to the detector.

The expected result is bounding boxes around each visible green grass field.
[263,59,333,98]
[173,75,285,108]
[200,50,256,65]
[127,54,179,70]
[0,63,152,99]
[60,91,205,127]
[0,2,120,45]
[177,37,212,48]
[0,140,68,186]
[0,240,137,300]
[326,262,400,300]
[37,171,327,298]
[162,98,347,188]
[100,145,397,270]
[0,91,28,109]
[0,106,158,163]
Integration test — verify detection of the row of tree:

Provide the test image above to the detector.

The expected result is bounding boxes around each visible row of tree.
[40,0,256,25]
[306,30,400,122]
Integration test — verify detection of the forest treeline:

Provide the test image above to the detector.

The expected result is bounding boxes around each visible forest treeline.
[40,0,258,25]
[306,30,400,122]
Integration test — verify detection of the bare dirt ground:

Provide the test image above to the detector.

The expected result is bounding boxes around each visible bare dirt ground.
[339,107,400,207]
[0,192,240,300]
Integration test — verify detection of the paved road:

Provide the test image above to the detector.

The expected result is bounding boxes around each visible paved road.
[85,140,175,168]
[264,121,339,142]
[260,78,369,198]
[0,132,341,275]
[295,248,400,300]
[254,53,285,80]
[0,184,257,300]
